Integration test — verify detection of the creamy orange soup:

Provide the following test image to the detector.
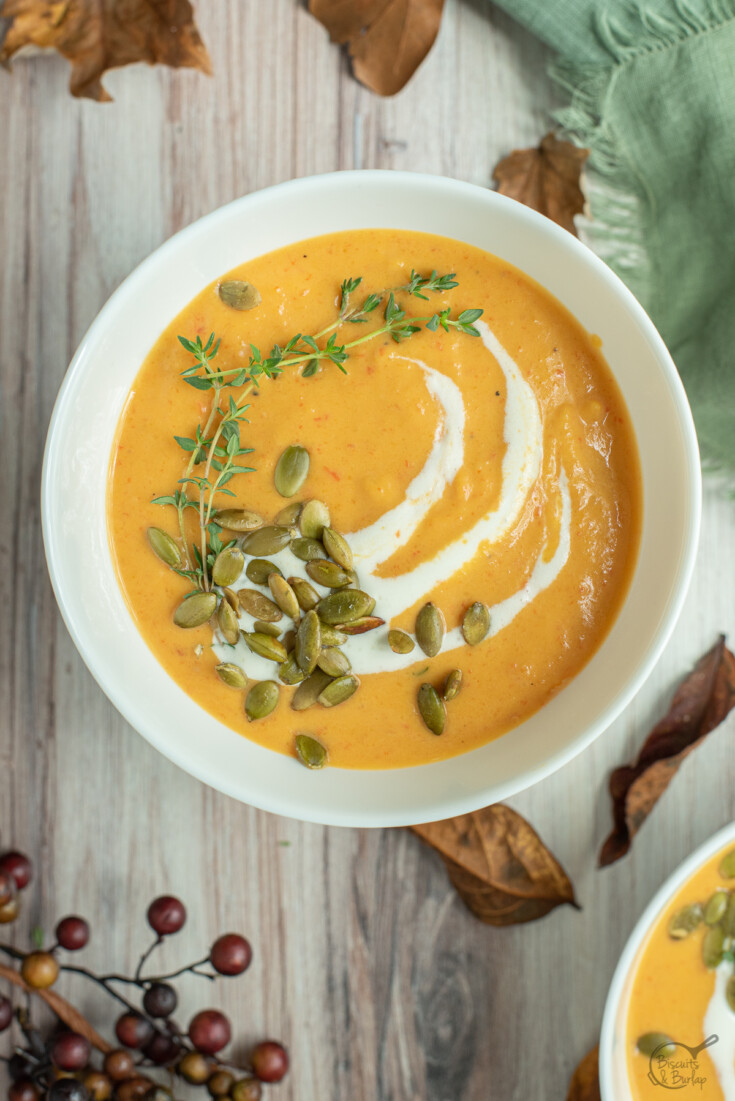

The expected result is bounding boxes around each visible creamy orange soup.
[625,842,735,1100]
[108,229,641,769]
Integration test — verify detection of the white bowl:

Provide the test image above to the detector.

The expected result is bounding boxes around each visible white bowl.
[42,170,701,827]
[600,821,735,1100]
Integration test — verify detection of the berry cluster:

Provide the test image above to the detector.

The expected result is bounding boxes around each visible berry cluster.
[0,851,288,1101]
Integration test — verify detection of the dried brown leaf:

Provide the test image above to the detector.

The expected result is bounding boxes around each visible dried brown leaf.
[308,0,444,97]
[0,961,111,1052]
[493,132,589,236]
[0,0,211,101]
[567,1046,601,1101]
[411,804,578,926]
[600,635,735,867]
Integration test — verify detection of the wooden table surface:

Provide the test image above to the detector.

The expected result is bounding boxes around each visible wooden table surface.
[2,2,734,1099]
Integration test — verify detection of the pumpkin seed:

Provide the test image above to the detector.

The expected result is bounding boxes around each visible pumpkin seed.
[274,502,302,526]
[279,652,306,686]
[218,280,261,311]
[245,558,282,585]
[241,525,292,557]
[295,610,321,675]
[290,576,320,612]
[317,590,373,625]
[245,680,279,721]
[443,669,463,701]
[291,670,333,711]
[212,546,245,587]
[637,1033,675,1059]
[147,527,181,568]
[244,632,288,663]
[173,591,218,628]
[417,683,446,735]
[300,499,330,539]
[274,445,310,498]
[282,628,296,651]
[462,602,490,646]
[362,593,376,614]
[415,603,445,657]
[322,528,354,571]
[702,923,725,969]
[268,574,300,620]
[339,616,385,635]
[295,733,327,770]
[668,903,704,940]
[720,849,735,878]
[388,629,415,654]
[237,589,283,622]
[318,623,348,647]
[306,560,352,588]
[216,598,240,645]
[317,647,351,677]
[216,508,264,532]
[222,587,239,612]
[318,675,359,708]
[253,620,281,638]
[216,663,247,689]
[724,893,735,938]
[726,975,735,1013]
[291,537,325,562]
[705,890,729,926]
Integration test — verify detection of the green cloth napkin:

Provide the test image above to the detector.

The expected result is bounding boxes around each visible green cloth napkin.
[493,0,735,473]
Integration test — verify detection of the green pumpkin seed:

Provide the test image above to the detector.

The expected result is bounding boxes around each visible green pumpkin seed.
[246,558,282,585]
[173,591,218,628]
[212,546,245,587]
[218,280,262,311]
[274,445,310,498]
[282,628,296,651]
[147,527,182,568]
[291,537,325,562]
[462,602,491,646]
[705,890,729,926]
[291,670,333,711]
[268,574,300,620]
[216,598,240,645]
[388,629,415,654]
[443,669,463,701]
[317,648,351,677]
[318,675,359,708]
[253,620,281,638]
[339,616,385,635]
[216,508,264,532]
[637,1033,675,1059]
[726,975,735,1013]
[241,525,292,557]
[237,589,283,622]
[245,680,279,721]
[300,499,330,539]
[720,849,735,878]
[274,502,302,527]
[295,733,327,770]
[222,587,239,612]
[702,923,725,969]
[295,610,321,675]
[668,903,704,940]
[318,623,348,647]
[244,632,288,663]
[415,603,445,657]
[317,590,373,625]
[322,528,354,571]
[306,560,352,589]
[290,576,320,612]
[216,663,247,689]
[724,893,735,938]
[417,683,446,735]
[279,652,306,686]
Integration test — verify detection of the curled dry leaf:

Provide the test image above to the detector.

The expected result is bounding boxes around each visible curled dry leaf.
[308,0,445,97]
[567,1046,601,1101]
[411,804,578,925]
[0,0,211,102]
[493,132,589,236]
[0,961,112,1053]
[600,635,735,867]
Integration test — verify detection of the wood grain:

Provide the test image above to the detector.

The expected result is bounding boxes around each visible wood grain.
[1,2,734,1099]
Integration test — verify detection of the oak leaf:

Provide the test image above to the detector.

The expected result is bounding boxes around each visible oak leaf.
[493,132,589,236]
[567,1046,601,1101]
[0,0,211,102]
[308,0,444,97]
[600,635,735,867]
[411,804,578,925]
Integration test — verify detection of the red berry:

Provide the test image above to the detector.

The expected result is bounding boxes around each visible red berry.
[251,1041,289,1083]
[114,1078,151,1101]
[210,934,252,976]
[51,1031,91,1071]
[55,916,90,951]
[0,895,20,924]
[146,897,186,936]
[0,852,33,890]
[230,1082,261,1101]
[9,1077,39,1101]
[102,1050,135,1082]
[143,1032,181,1065]
[188,1010,231,1055]
[115,1013,155,1050]
[0,994,12,1031]
[47,1081,89,1101]
[142,982,177,1018]
[177,1052,211,1085]
[206,1071,234,1097]
[82,1072,112,1101]
[0,869,17,907]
